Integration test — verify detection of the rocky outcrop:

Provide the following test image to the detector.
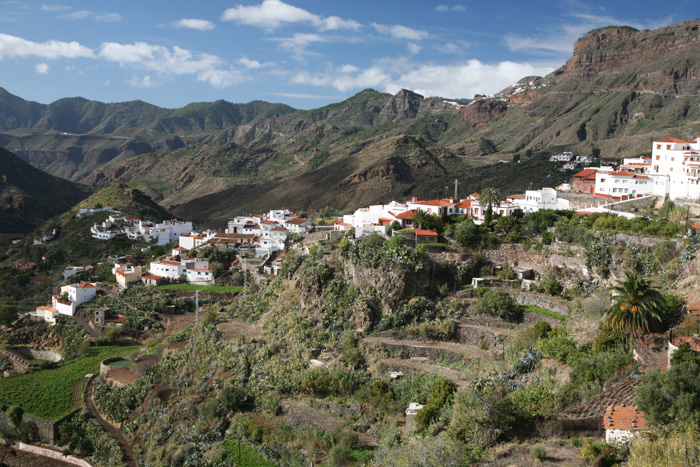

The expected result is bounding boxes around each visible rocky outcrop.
[565,21,700,95]
[461,99,507,126]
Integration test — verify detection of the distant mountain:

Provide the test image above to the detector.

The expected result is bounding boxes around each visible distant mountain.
[2,20,700,225]
[0,147,92,233]
[0,89,296,180]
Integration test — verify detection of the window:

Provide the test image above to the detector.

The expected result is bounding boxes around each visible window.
[656,155,660,160]
[657,145,661,149]
[670,168,673,172]
[667,145,671,150]
[671,157,675,161]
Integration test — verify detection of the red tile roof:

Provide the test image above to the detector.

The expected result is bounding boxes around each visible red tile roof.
[416,229,438,236]
[671,335,700,352]
[77,282,96,288]
[507,194,526,199]
[456,200,472,208]
[395,210,418,220]
[159,260,182,266]
[37,306,58,312]
[143,274,164,280]
[656,137,687,143]
[573,168,598,179]
[604,406,649,431]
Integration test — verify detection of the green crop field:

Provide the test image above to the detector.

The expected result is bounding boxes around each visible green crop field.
[0,345,140,420]
[157,284,243,293]
[523,305,569,322]
[221,438,276,466]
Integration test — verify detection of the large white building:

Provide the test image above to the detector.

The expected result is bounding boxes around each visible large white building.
[510,188,570,214]
[594,171,653,200]
[648,136,700,200]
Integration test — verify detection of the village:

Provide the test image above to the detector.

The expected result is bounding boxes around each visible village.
[4,135,700,466]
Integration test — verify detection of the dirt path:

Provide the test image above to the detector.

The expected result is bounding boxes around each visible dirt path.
[84,376,137,467]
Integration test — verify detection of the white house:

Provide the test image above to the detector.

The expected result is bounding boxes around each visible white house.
[594,171,653,201]
[35,306,59,324]
[550,152,575,162]
[149,259,186,281]
[185,259,214,285]
[471,199,520,223]
[51,282,97,315]
[648,136,700,200]
[284,218,313,234]
[509,188,571,214]
[604,405,649,446]
[178,231,215,250]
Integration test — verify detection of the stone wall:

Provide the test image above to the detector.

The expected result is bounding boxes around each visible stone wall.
[9,347,62,363]
[366,341,469,364]
[481,244,589,278]
[0,409,73,444]
[17,442,93,467]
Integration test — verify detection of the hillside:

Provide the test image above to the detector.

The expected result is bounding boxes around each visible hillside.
[0,89,296,180]
[0,147,92,234]
[1,20,700,224]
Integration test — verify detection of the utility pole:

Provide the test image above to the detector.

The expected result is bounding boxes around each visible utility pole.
[195,289,199,326]
[454,179,459,199]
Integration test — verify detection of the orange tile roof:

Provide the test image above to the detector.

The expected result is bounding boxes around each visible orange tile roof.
[287,218,309,225]
[656,137,687,143]
[456,200,472,208]
[605,171,650,179]
[159,260,182,266]
[37,306,58,312]
[143,274,164,280]
[604,406,649,431]
[507,194,526,199]
[415,229,438,236]
[469,192,480,197]
[412,199,457,206]
[77,282,96,288]
[395,210,418,220]
[573,168,598,179]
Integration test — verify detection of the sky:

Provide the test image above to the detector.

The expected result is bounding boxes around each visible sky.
[0,0,692,110]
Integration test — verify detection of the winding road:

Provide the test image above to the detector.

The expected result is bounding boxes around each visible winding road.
[84,375,137,467]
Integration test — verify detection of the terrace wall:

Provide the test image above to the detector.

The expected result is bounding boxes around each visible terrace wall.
[0,408,76,444]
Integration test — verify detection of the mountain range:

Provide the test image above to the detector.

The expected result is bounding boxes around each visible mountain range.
[1,20,700,229]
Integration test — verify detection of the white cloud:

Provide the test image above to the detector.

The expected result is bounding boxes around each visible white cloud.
[95,13,122,22]
[174,18,215,31]
[0,33,95,59]
[407,43,421,55]
[290,59,558,99]
[505,13,677,56]
[99,41,244,88]
[274,33,328,59]
[57,9,121,22]
[196,68,244,88]
[58,10,91,20]
[35,62,49,74]
[128,75,157,88]
[40,4,71,11]
[222,0,360,32]
[237,57,262,69]
[436,5,465,12]
[372,23,428,41]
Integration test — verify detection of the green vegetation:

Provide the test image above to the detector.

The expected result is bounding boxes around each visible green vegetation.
[523,305,568,321]
[156,284,243,293]
[0,345,140,420]
[221,437,276,467]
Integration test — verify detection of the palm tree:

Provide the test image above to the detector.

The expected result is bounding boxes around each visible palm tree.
[479,187,502,223]
[412,209,431,230]
[605,272,666,337]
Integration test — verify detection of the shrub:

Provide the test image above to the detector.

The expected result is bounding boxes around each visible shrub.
[7,406,23,427]
[579,439,617,466]
[531,445,547,460]
[476,290,522,321]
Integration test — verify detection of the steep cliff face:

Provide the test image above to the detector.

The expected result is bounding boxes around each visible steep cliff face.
[563,22,700,95]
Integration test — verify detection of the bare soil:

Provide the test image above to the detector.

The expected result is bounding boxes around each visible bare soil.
[216,318,262,339]
[477,439,587,466]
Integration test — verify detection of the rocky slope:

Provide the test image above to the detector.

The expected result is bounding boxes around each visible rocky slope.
[0,147,92,233]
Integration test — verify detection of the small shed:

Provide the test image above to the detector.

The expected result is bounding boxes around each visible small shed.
[604,405,649,445]
[405,403,424,434]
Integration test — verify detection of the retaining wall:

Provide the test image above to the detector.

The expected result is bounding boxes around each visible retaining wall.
[17,442,93,467]
[0,408,75,444]
[507,290,572,316]
[9,347,62,363]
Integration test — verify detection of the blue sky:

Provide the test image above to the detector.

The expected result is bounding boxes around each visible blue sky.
[0,0,691,109]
